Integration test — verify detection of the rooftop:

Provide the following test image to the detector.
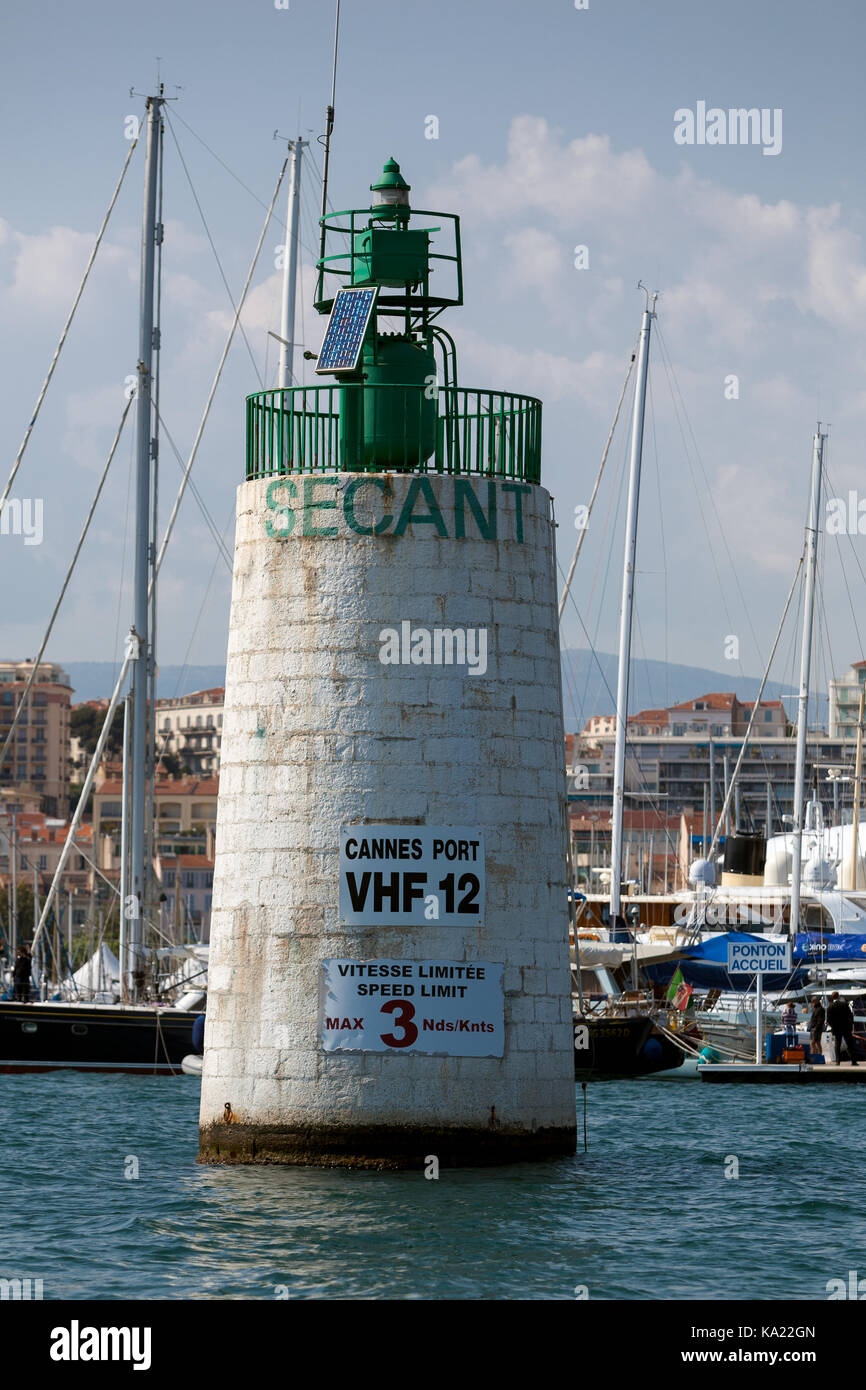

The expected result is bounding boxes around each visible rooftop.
[668,692,735,712]
[97,777,219,798]
[156,688,224,708]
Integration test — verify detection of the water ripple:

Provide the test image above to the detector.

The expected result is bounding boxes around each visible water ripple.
[1,1072,864,1298]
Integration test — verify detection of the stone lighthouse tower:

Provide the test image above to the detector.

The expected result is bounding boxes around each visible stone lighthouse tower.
[198,159,576,1166]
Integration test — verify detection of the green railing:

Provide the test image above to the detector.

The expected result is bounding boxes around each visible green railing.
[245,385,542,483]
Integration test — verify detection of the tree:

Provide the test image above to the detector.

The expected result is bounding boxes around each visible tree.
[68,784,93,819]
[0,883,36,945]
[70,704,124,762]
[158,753,191,778]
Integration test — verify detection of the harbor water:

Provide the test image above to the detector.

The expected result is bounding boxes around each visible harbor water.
[2,1072,864,1301]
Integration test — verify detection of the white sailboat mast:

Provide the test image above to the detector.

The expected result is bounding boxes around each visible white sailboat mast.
[609,290,657,928]
[790,426,826,933]
[129,91,164,999]
[277,138,307,390]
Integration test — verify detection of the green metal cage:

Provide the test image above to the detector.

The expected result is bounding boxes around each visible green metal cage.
[246,384,542,483]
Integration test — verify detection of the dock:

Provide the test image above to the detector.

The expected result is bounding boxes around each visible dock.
[700,1062,866,1084]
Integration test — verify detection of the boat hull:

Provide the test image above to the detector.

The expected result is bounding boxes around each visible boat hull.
[574,1014,684,1078]
[0,1001,199,1074]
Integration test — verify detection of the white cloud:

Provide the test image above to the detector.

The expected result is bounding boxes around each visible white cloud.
[457,326,625,406]
[62,384,132,473]
[426,115,866,343]
[432,120,656,223]
[3,224,132,313]
[801,205,866,328]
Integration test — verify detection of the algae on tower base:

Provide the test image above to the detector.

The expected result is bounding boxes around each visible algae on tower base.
[198,160,576,1167]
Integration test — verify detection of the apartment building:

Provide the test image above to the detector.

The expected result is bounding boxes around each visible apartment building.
[829,661,866,738]
[155,851,214,942]
[0,660,72,816]
[92,775,219,872]
[568,690,858,829]
[155,688,224,776]
[0,809,93,933]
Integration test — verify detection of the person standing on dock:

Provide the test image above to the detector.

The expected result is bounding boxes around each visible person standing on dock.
[12,945,31,1003]
[782,1001,798,1047]
[827,992,859,1066]
[809,997,826,1057]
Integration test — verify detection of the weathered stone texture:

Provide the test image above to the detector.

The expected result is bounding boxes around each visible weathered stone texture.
[199,473,576,1165]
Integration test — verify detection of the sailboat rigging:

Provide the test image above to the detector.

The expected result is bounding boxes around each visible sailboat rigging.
[0,86,292,1071]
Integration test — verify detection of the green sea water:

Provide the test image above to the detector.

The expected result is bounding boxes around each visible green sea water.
[1,1072,864,1300]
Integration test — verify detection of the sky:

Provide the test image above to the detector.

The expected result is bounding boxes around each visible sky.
[2,0,866,709]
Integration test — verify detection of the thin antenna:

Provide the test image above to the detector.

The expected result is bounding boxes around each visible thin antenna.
[318,0,341,270]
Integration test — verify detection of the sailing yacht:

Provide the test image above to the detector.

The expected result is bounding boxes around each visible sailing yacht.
[566,291,687,1077]
[0,88,263,1071]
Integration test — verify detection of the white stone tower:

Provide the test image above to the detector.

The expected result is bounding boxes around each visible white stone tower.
[198,160,576,1167]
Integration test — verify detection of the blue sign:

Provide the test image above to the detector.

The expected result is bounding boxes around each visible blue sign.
[795,933,866,962]
[316,287,377,374]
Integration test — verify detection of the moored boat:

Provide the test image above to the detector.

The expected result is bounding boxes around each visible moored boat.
[574,1011,684,1078]
[0,997,199,1074]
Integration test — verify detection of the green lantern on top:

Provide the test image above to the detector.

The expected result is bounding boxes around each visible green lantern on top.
[370,157,411,224]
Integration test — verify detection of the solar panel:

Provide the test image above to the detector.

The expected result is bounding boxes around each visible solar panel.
[315,287,378,374]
